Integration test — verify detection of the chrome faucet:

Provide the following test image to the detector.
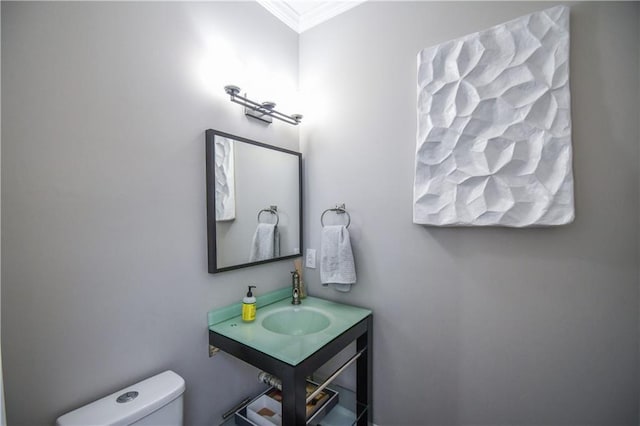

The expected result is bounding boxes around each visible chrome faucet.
[291,270,301,305]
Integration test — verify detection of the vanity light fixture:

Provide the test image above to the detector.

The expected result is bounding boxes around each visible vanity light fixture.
[224,85,303,126]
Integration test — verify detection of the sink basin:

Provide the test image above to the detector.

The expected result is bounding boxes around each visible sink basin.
[209,290,372,365]
[261,306,331,336]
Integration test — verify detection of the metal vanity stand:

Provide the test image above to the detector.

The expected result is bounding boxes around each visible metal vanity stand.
[208,291,372,425]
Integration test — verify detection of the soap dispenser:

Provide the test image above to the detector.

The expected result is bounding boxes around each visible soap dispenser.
[242,285,257,322]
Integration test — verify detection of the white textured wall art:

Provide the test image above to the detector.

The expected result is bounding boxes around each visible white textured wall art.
[413,6,574,227]
[214,136,236,221]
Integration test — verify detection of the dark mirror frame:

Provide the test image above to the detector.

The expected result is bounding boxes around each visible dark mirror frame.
[205,129,303,273]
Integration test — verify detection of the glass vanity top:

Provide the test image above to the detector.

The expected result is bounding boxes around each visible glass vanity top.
[208,290,371,366]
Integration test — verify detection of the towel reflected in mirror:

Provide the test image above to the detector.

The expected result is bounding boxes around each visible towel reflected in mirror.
[249,223,280,262]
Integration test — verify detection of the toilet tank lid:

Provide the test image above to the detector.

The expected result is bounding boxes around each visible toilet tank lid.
[55,370,185,426]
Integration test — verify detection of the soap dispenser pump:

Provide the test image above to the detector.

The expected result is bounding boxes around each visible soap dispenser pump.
[242,285,257,322]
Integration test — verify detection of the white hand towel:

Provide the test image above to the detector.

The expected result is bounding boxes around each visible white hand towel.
[249,223,280,262]
[320,225,356,292]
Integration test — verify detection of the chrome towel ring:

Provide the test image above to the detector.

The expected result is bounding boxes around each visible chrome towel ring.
[257,205,279,226]
[321,204,351,228]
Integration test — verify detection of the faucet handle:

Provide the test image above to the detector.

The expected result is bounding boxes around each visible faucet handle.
[291,271,301,305]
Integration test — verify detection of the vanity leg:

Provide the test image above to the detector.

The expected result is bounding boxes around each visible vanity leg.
[281,369,307,425]
[356,315,373,425]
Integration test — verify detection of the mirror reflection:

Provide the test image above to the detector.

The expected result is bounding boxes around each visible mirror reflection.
[206,129,302,273]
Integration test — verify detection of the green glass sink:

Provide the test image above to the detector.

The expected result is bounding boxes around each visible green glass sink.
[208,290,372,366]
[261,306,331,336]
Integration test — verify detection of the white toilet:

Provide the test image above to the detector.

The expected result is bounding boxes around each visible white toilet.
[56,370,185,426]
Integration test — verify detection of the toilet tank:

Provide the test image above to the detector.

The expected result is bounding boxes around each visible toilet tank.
[56,370,185,426]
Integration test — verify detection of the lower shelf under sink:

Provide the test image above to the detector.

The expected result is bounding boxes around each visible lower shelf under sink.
[220,383,368,426]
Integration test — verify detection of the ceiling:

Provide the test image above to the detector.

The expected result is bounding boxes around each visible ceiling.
[257,0,366,33]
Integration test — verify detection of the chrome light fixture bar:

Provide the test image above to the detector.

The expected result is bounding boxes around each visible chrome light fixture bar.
[224,85,303,126]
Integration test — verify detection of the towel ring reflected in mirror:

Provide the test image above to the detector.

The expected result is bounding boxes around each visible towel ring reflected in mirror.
[258,206,279,226]
[321,205,351,228]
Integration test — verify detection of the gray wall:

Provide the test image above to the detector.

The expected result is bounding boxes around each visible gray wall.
[300,2,639,425]
[1,2,299,425]
[0,0,4,423]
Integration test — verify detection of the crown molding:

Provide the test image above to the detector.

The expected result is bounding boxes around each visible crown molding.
[257,0,301,33]
[257,1,366,33]
[298,1,365,33]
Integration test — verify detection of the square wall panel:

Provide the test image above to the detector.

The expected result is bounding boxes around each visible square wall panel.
[413,6,574,227]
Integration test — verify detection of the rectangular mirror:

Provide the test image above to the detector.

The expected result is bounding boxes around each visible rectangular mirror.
[205,129,302,273]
